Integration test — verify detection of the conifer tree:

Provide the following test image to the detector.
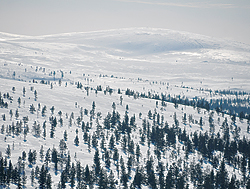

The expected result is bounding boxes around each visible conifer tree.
[93,149,101,177]
[74,135,79,146]
[31,168,35,186]
[40,145,44,161]
[6,144,11,158]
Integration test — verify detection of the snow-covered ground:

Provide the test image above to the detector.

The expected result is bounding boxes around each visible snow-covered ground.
[0,28,250,188]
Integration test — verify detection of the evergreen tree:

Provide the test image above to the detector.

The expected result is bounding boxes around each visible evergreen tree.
[64,130,67,141]
[76,161,81,182]
[60,170,67,189]
[23,87,26,97]
[51,148,58,171]
[40,145,44,161]
[109,134,115,150]
[38,165,46,189]
[165,165,174,189]
[21,169,27,188]
[42,106,47,117]
[217,159,228,189]
[15,109,19,119]
[94,149,101,177]
[45,148,51,168]
[74,135,79,146]
[6,144,11,158]
[30,168,35,186]
[70,163,76,188]
[46,173,52,189]
[98,168,108,189]
[105,150,111,169]
[35,166,40,179]
[158,161,165,189]
[136,144,141,162]
[29,104,36,114]
[84,165,91,184]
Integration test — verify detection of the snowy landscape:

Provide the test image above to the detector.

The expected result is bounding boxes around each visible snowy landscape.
[0,27,250,188]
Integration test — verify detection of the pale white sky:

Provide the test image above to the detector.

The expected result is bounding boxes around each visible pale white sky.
[1,0,250,44]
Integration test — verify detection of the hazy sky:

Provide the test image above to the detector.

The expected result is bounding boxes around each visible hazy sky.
[1,0,250,44]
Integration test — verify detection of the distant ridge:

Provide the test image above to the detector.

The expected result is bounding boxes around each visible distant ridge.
[1,28,250,53]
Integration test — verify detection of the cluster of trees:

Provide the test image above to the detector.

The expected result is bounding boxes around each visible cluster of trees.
[0,92,9,108]
[0,154,52,188]
[1,81,250,188]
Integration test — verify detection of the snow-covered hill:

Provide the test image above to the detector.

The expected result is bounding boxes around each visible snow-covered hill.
[1,28,250,92]
[0,28,250,188]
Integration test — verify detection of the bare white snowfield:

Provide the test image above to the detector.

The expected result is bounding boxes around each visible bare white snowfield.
[0,28,250,188]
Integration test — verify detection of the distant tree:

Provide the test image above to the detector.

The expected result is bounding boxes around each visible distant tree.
[199,117,203,128]
[105,151,111,169]
[31,168,35,186]
[15,109,19,119]
[58,110,62,118]
[231,114,236,124]
[22,151,26,161]
[109,134,115,150]
[42,106,47,117]
[85,165,91,184]
[28,150,33,165]
[23,87,26,97]
[46,173,52,189]
[40,145,44,161]
[93,149,101,177]
[74,135,79,146]
[136,144,141,162]
[50,106,55,115]
[6,144,11,158]
[38,165,46,189]
[165,165,174,189]
[43,121,46,139]
[45,148,51,167]
[29,104,36,114]
[217,159,228,189]
[60,170,67,189]
[35,166,40,179]
[113,148,119,163]
[84,109,88,116]
[64,130,68,141]
[9,109,13,119]
[148,110,152,119]
[2,114,5,121]
[75,161,82,183]
[70,163,76,188]
[51,148,58,171]
[17,97,21,107]
[34,90,37,100]
[120,96,123,105]
[59,139,67,156]
[22,169,27,188]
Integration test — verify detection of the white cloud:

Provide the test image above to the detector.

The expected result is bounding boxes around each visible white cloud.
[114,0,238,9]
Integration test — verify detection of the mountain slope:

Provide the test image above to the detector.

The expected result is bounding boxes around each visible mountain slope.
[0,28,250,189]
[1,28,250,92]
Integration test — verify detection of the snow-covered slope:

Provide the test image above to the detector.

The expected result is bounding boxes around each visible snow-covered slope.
[0,28,250,189]
[1,28,250,92]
